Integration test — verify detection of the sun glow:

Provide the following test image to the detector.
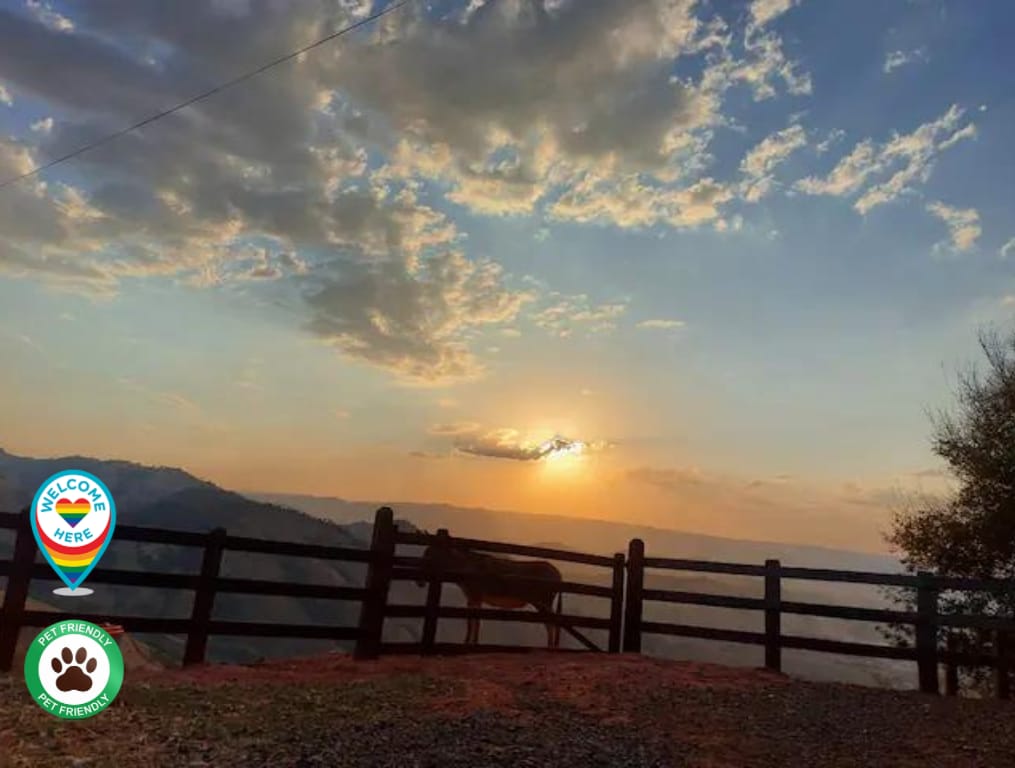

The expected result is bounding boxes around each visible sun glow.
[538,437,587,460]
[536,436,590,480]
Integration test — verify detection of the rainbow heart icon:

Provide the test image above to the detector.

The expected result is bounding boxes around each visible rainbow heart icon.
[55,497,91,528]
[31,470,116,596]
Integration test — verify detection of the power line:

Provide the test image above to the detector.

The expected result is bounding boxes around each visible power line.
[0,0,411,190]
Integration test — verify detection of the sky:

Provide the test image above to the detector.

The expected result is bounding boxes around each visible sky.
[1,0,1013,553]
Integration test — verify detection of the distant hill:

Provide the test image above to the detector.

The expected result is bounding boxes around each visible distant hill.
[0,447,216,514]
[251,491,902,572]
[0,450,422,664]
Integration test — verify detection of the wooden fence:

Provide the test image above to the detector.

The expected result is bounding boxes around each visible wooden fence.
[622,538,1015,698]
[2,507,1015,698]
[0,507,623,671]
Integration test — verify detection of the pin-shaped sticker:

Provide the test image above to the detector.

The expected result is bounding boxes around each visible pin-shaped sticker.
[31,470,116,596]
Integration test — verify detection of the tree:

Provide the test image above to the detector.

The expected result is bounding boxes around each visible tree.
[885,325,1015,691]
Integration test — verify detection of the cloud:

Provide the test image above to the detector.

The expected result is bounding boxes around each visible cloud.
[0,83,11,106]
[734,29,812,100]
[637,318,686,329]
[628,466,705,488]
[926,201,981,253]
[453,428,609,462]
[883,48,926,74]
[549,174,733,229]
[305,250,532,384]
[999,237,1015,260]
[0,0,818,380]
[30,117,54,134]
[26,0,74,32]
[795,105,976,214]
[348,0,808,229]
[341,1,727,214]
[739,122,806,201]
[747,0,799,31]
[533,293,628,337]
[117,377,201,416]
[815,128,845,154]
[429,421,482,436]
[624,464,915,549]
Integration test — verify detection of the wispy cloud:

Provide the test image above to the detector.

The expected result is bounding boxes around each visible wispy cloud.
[117,378,202,416]
[739,123,807,201]
[747,0,799,31]
[1000,237,1015,260]
[26,0,73,32]
[636,319,686,330]
[795,105,977,214]
[926,201,981,253]
[533,294,628,338]
[428,421,482,436]
[883,48,927,74]
[29,116,53,134]
[815,128,845,154]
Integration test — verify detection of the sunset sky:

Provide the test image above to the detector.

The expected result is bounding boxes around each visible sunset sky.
[1,0,1013,552]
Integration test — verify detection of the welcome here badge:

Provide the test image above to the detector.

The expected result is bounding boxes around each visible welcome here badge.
[31,470,117,596]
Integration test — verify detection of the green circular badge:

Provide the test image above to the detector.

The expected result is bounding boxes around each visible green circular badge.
[24,620,124,719]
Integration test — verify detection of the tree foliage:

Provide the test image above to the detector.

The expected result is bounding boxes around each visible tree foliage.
[884,326,1015,687]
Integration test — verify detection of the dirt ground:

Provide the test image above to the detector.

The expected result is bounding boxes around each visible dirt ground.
[2,652,1014,767]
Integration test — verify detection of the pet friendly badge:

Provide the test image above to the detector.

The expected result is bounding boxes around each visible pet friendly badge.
[31,470,116,596]
[24,621,124,719]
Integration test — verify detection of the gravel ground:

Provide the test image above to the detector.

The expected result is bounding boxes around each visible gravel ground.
[2,653,1014,767]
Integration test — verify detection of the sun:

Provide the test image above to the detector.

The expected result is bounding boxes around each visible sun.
[540,438,586,461]
[536,436,588,478]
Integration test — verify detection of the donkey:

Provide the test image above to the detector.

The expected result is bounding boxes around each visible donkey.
[417,538,564,648]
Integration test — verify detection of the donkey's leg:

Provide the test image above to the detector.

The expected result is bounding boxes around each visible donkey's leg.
[466,596,481,645]
[537,600,557,649]
[551,592,562,648]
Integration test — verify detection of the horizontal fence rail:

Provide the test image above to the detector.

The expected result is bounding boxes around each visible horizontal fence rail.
[626,539,1015,698]
[3,509,1015,697]
[0,508,373,670]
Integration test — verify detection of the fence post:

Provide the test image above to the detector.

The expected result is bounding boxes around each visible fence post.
[420,528,447,654]
[944,633,959,696]
[0,509,36,673]
[995,630,1010,700]
[915,570,940,694]
[764,559,782,673]
[355,506,396,660]
[623,539,644,653]
[608,552,625,653]
[183,527,226,666]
